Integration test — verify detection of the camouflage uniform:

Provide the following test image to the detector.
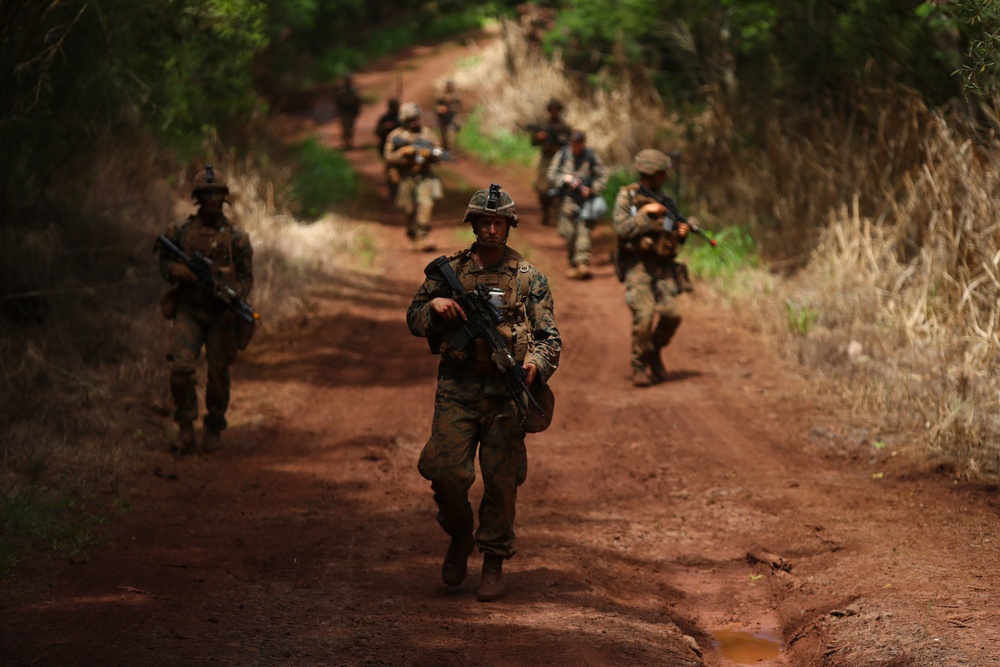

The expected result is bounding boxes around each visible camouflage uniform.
[407,245,560,559]
[159,213,254,434]
[531,104,571,227]
[434,83,463,153]
[613,177,687,381]
[547,141,608,271]
[385,110,445,245]
[334,77,361,149]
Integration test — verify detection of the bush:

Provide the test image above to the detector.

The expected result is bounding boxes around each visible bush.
[457,107,537,166]
[288,138,358,219]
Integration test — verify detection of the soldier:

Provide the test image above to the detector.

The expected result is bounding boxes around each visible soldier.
[434,80,463,153]
[547,129,608,279]
[157,166,254,453]
[612,149,691,387]
[407,186,561,602]
[530,98,571,227]
[375,97,402,197]
[384,103,446,251]
[334,74,362,150]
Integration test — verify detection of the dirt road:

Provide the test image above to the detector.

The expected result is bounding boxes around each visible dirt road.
[4,34,1000,667]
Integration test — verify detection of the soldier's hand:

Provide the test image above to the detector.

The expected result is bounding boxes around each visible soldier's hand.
[430,297,466,322]
[169,262,198,284]
[523,362,538,386]
[399,144,417,156]
[676,221,691,238]
[640,202,667,217]
[534,131,548,142]
[578,185,591,199]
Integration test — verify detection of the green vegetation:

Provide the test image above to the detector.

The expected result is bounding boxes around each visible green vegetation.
[457,107,537,166]
[0,482,108,576]
[682,226,760,281]
[785,299,820,337]
[289,138,358,220]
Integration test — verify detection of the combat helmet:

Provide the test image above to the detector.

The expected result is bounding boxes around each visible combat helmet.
[547,97,564,111]
[191,164,229,197]
[399,102,422,122]
[463,184,518,227]
[633,149,672,175]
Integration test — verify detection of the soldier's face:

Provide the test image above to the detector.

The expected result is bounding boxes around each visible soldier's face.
[651,171,668,188]
[571,139,586,155]
[472,215,510,248]
[198,189,226,215]
[548,107,561,120]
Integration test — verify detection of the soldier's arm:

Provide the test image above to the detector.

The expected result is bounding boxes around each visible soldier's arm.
[546,149,569,189]
[523,271,561,382]
[158,220,188,282]
[407,277,448,337]
[613,188,656,240]
[384,130,413,165]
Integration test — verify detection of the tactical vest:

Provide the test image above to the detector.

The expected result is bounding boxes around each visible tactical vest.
[619,183,678,259]
[178,215,237,305]
[439,249,534,374]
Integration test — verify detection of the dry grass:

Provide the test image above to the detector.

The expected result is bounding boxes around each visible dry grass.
[0,134,368,491]
[469,22,1000,478]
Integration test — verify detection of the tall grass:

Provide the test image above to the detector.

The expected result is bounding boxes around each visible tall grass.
[467,21,1000,477]
[0,134,369,493]
[456,106,537,166]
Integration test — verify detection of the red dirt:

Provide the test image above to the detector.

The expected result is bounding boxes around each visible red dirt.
[4,34,1000,667]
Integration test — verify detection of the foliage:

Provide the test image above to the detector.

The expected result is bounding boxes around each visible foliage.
[0,0,268,220]
[784,299,819,337]
[0,482,105,576]
[456,106,537,165]
[287,138,358,220]
[682,225,760,280]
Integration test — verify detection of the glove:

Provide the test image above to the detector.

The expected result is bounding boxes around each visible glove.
[169,262,197,284]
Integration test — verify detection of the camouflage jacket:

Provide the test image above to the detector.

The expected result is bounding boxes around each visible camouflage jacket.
[159,213,254,308]
[613,183,685,259]
[530,118,571,157]
[434,93,463,127]
[334,85,361,117]
[547,145,608,198]
[384,126,443,176]
[407,245,561,390]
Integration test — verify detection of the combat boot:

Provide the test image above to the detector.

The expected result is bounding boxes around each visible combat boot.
[632,367,653,387]
[441,533,475,586]
[565,266,580,280]
[202,428,223,453]
[477,553,507,602]
[649,356,669,383]
[576,263,593,280]
[170,422,197,456]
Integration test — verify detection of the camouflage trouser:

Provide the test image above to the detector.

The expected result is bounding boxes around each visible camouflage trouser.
[417,375,527,559]
[340,114,357,146]
[623,258,682,371]
[556,199,594,268]
[396,176,440,241]
[167,303,239,431]
[534,155,560,226]
[438,123,458,153]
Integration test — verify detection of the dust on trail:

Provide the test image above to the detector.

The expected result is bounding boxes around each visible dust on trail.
[4,31,1000,667]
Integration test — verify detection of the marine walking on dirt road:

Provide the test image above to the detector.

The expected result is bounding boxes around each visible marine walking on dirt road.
[612,149,692,387]
[547,129,609,280]
[407,185,561,602]
[384,102,447,251]
[334,74,362,151]
[528,97,572,228]
[156,165,256,454]
[434,79,463,153]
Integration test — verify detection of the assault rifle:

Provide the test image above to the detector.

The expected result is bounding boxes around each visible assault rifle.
[636,185,716,246]
[424,254,548,423]
[155,235,260,325]
[391,135,453,162]
[521,122,569,150]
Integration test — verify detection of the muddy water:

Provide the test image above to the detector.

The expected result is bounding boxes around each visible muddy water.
[711,629,782,663]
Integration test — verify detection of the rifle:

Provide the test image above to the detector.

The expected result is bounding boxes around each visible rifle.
[155,235,260,325]
[423,253,548,423]
[520,123,569,151]
[391,135,453,162]
[636,185,716,246]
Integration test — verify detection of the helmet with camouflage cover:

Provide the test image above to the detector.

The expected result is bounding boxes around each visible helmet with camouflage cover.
[191,164,229,198]
[547,97,564,111]
[633,149,672,175]
[463,184,518,228]
[399,102,422,122]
